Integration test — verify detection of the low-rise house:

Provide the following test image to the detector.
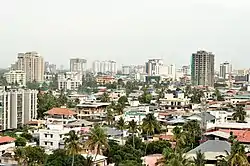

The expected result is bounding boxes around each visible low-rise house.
[45,107,77,125]
[186,140,231,166]
[159,93,190,111]
[187,112,216,129]
[39,125,82,150]
[76,102,110,119]
[123,106,151,124]
[0,136,16,156]
[96,76,116,84]
[205,129,250,147]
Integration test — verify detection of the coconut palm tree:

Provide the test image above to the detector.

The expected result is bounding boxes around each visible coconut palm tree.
[116,117,126,145]
[85,124,109,161]
[157,148,193,166]
[127,120,138,148]
[115,103,125,115]
[228,140,249,166]
[232,105,246,123]
[193,150,206,166]
[172,126,187,150]
[216,135,249,166]
[106,107,114,126]
[182,120,202,149]
[64,130,82,166]
[100,92,110,102]
[142,113,160,153]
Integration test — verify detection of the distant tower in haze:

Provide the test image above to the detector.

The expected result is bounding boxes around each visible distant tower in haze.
[145,59,163,76]
[191,50,215,87]
[219,61,232,79]
[70,58,87,74]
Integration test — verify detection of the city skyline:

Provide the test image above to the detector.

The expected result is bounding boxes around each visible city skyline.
[1,1,250,69]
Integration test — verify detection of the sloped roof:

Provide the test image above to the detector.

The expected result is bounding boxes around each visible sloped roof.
[46,108,77,116]
[0,136,16,144]
[219,129,250,143]
[187,140,231,154]
[188,112,216,121]
[204,130,230,139]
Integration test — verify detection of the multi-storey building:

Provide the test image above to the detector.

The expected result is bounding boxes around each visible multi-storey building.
[4,70,26,87]
[45,62,57,74]
[58,72,82,91]
[191,50,215,87]
[70,58,87,75]
[15,51,44,82]
[92,60,117,75]
[145,59,163,76]
[219,62,232,79]
[0,89,38,131]
[122,66,131,75]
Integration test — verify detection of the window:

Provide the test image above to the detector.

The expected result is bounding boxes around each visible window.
[45,142,47,145]
[50,142,53,146]
[50,134,53,138]
[45,134,48,138]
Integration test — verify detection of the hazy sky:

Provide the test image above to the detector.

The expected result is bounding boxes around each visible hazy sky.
[1,0,250,69]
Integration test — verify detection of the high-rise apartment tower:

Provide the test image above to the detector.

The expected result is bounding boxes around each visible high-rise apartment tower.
[191,50,215,87]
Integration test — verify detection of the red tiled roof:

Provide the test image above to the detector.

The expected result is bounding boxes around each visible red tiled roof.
[159,135,173,141]
[0,136,16,144]
[219,129,250,143]
[46,108,77,116]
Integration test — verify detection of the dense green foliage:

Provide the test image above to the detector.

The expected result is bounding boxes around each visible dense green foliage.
[15,137,27,146]
[14,146,46,166]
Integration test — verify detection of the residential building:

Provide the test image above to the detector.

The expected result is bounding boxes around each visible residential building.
[45,107,77,125]
[0,136,16,156]
[45,62,57,74]
[219,62,232,79]
[159,93,190,111]
[76,102,110,119]
[39,126,81,150]
[122,66,131,75]
[70,58,87,74]
[58,72,82,91]
[0,89,38,130]
[145,59,163,76]
[95,76,116,84]
[92,60,117,75]
[15,51,44,82]
[186,140,231,165]
[191,50,215,87]
[187,112,216,130]
[4,70,26,87]
[122,106,151,124]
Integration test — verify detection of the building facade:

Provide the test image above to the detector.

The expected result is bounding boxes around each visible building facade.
[4,70,26,87]
[70,58,87,75]
[58,72,82,91]
[145,59,164,76]
[191,50,215,87]
[15,52,44,82]
[92,60,117,75]
[0,89,38,131]
[219,62,232,79]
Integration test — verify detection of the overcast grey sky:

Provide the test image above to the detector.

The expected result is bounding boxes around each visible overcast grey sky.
[1,0,250,69]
